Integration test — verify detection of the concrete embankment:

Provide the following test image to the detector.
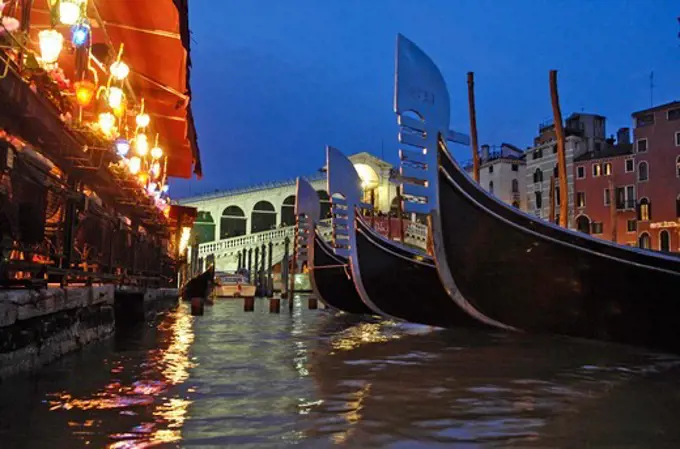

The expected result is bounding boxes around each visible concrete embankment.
[0,285,179,381]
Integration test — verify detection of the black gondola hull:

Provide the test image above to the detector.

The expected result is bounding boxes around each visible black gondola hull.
[310,231,374,315]
[437,148,680,352]
[181,265,214,301]
[353,218,490,329]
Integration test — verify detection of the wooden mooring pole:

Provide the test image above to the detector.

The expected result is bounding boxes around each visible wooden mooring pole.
[467,72,481,183]
[550,70,569,228]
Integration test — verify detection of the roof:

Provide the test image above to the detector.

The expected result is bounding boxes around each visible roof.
[573,144,634,162]
[26,0,201,179]
[632,101,680,117]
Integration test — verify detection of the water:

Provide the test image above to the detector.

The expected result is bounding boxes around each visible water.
[2,298,680,448]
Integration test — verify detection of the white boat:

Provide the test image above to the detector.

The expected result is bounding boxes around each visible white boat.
[214,272,256,298]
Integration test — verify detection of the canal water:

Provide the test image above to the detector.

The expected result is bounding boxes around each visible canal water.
[2,298,680,448]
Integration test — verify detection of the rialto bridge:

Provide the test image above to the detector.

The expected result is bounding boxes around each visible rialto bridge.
[177,152,427,274]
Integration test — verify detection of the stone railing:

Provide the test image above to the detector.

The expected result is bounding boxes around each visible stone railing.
[195,218,427,259]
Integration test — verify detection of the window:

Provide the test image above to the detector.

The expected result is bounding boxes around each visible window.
[677,156,680,177]
[603,162,612,176]
[533,168,543,184]
[489,165,494,173]
[636,113,654,127]
[660,230,671,252]
[676,132,680,147]
[576,166,585,179]
[532,148,543,160]
[595,141,602,152]
[552,145,557,154]
[637,138,648,153]
[638,232,651,249]
[553,164,558,178]
[638,198,651,221]
[555,186,561,205]
[604,188,610,206]
[676,195,680,218]
[535,191,542,209]
[626,185,636,208]
[592,164,602,177]
[625,159,634,173]
[591,222,604,234]
[638,161,649,182]
[511,179,519,194]
[512,163,518,172]
[627,220,637,232]
[576,215,591,234]
[668,108,680,121]
[489,181,494,194]
[576,192,586,208]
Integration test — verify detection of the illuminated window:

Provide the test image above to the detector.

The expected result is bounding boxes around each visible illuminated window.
[638,198,651,221]
[592,164,602,177]
[638,232,651,249]
[603,162,612,176]
[576,192,586,208]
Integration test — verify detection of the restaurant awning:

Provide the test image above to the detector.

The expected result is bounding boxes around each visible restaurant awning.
[26,0,201,179]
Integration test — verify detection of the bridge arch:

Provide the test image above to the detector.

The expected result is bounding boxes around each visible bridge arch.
[193,211,216,243]
[281,195,296,227]
[221,206,246,239]
[251,200,277,233]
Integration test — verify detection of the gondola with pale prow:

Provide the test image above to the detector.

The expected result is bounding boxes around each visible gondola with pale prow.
[294,175,374,315]
[327,147,493,329]
[393,34,680,353]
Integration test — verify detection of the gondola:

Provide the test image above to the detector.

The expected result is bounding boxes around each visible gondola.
[393,34,680,352]
[294,177,374,315]
[325,146,491,328]
[181,264,214,301]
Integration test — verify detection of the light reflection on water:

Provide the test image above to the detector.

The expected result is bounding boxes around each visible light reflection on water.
[1,298,680,448]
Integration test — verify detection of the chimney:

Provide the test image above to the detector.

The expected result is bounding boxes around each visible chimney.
[481,144,490,161]
[617,127,630,145]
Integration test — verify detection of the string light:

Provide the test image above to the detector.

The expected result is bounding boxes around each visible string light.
[74,80,95,107]
[107,86,124,109]
[71,20,90,47]
[150,161,161,179]
[59,0,87,26]
[98,112,116,137]
[128,156,141,174]
[136,112,150,128]
[38,29,63,65]
[110,61,130,80]
[135,133,149,156]
[114,138,130,157]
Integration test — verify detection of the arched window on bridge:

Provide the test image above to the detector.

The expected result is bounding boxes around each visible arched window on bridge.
[280,195,296,227]
[251,201,276,233]
[192,211,215,244]
[317,190,332,219]
[221,206,246,239]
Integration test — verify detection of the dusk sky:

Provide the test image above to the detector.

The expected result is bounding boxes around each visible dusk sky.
[172,0,679,199]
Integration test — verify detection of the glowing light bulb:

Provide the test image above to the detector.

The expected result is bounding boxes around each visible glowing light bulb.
[128,156,141,174]
[107,87,124,109]
[74,80,95,107]
[150,161,161,179]
[59,1,81,25]
[114,138,130,157]
[135,134,149,156]
[138,172,149,185]
[150,146,163,160]
[161,184,169,193]
[71,21,89,47]
[98,112,116,137]
[110,61,130,80]
[38,29,63,65]
[135,113,150,128]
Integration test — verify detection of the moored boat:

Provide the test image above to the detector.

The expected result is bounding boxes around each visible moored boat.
[295,176,374,315]
[181,264,215,301]
[214,271,256,298]
[393,34,680,352]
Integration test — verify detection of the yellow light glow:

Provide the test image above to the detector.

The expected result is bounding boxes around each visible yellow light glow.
[107,86,124,109]
[178,226,191,256]
[128,156,141,174]
[135,133,149,156]
[110,61,130,80]
[354,163,379,190]
[151,146,163,160]
[74,80,95,107]
[58,1,82,25]
[38,29,63,65]
[97,112,116,137]
[136,113,150,128]
[150,161,161,179]
[138,172,149,185]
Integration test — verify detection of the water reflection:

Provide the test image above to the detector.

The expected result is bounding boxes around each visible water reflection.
[2,300,680,448]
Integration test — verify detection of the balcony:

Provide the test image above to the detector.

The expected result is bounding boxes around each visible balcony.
[616,199,636,210]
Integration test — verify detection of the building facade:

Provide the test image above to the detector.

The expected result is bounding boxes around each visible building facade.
[630,102,680,251]
[465,143,527,210]
[572,128,636,244]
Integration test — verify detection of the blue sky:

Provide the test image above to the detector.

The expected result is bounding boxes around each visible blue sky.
[172,0,679,198]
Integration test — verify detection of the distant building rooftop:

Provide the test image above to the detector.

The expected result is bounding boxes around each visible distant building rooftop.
[573,144,634,162]
[632,101,680,117]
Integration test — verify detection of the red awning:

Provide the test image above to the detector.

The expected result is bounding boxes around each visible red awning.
[26,0,201,179]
